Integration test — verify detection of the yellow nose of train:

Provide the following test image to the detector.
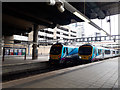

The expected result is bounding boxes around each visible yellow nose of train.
[50,55,61,60]
[79,54,92,60]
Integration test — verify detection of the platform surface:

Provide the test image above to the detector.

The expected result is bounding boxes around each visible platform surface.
[2,57,119,89]
[2,55,49,76]
[2,55,49,66]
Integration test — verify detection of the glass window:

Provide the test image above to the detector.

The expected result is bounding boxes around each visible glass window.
[63,48,65,53]
[117,51,119,54]
[98,49,101,55]
[50,45,62,55]
[105,50,110,54]
[79,46,92,55]
[113,51,115,54]
[66,47,68,55]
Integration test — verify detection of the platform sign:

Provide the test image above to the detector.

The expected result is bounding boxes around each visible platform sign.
[3,47,26,61]
[5,48,10,55]
[22,49,25,55]
[4,47,26,56]
[18,49,22,55]
[14,49,18,55]
[10,49,14,55]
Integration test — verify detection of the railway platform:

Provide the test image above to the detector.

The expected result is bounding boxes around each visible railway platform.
[2,57,120,89]
[2,55,49,80]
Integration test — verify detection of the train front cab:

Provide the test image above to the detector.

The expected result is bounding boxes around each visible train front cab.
[78,45,94,63]
[49,44,63,64]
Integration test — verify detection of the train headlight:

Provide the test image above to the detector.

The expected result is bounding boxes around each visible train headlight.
[66,56,71,58]
[79,56,81,59]
[58,55,61,58]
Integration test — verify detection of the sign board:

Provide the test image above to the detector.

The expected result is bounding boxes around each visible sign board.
[4,47,26,56]
[5,48,10,55]
[10,49,13,55]
[3,47,26,61]
[14,49,18,55]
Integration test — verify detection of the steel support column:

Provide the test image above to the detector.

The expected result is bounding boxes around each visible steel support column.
[32,24,38,60]
[28,44,30,55]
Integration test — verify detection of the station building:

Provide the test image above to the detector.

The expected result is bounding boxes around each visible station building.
[3,23,85,55]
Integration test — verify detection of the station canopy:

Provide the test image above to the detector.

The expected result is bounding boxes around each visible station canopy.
[2,1,120,36]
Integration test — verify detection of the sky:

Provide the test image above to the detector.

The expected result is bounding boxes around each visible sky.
[84,14,119,37]
[68,14,119,37]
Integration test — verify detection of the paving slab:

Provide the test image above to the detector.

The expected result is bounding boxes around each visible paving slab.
[2,57,119,89]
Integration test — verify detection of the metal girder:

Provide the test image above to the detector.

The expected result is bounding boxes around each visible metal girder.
[67,35,120,43]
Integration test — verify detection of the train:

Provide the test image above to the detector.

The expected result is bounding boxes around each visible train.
[78,44,120,62]
[49,43,79,64]
[49,43,120,64]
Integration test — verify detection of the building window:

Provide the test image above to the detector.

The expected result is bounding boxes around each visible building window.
[38,35,44,38]
[57,37,60,39]
[71,31,76,33]
[57,31,60,34]
[63,38,68,40]
[47,37,53,40]
[63,33,69,36]
[39,29,44,32]
[45,31,53,34]
[71,35,76,37]
[63,29,68,32]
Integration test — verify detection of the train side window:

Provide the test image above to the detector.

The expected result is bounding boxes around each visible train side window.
[63,48,65,53]
[113,51,115,54]
[98,49,101,55]
[105,50,110,54]
[94,48,97,55]
[66,47,68,55]
[117,51,119,54]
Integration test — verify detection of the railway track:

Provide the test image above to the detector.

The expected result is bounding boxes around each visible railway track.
[2,61,82,82]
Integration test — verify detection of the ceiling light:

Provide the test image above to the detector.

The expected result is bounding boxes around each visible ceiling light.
[57,5,65,12]
[73,12,90,23]
[48,0,56,6]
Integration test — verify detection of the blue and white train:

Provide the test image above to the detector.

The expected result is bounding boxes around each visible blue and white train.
[78,44,120,62]
[49,43,78,64]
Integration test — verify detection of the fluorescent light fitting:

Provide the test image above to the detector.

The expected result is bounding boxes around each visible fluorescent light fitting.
[73,12,90,23]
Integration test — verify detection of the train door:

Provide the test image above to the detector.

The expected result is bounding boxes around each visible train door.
[93,47,97,61]
[63,47,66,57]
[66,47,68,55]
[63,47,68,57]
[102,49,104,59]
[97,49,102,59]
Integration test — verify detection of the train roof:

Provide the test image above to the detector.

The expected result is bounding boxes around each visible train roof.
[52,43,79,48]
[96,46,119,51]
[81,44,92,46]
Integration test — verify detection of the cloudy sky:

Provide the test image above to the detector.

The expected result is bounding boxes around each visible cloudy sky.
[84,14,119,37]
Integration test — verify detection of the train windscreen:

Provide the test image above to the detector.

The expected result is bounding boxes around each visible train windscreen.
[79,46,92,55]
[50,45,62,55]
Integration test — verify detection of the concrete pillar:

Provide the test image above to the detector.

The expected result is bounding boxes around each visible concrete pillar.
[32,24,38,60]
[54,27,57,39]
[28,44,30,55]
[118,13,120,88]
[0,2,2,89]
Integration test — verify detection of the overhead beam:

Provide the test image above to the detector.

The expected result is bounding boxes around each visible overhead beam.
[63,1,113,38]
[87,2,105,19]
[3,5,54,28]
